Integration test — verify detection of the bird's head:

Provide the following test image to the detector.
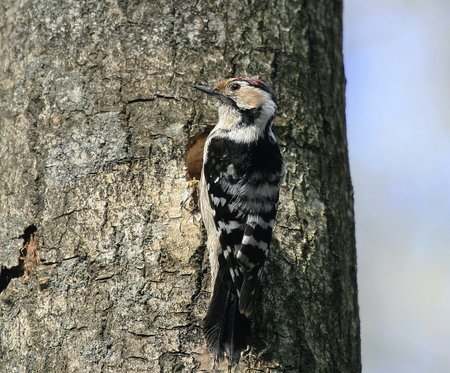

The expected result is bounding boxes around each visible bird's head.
[193,77,276,113]
[193,77,277,142]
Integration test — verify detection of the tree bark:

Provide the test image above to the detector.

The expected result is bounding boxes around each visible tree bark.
[0,0,360,372]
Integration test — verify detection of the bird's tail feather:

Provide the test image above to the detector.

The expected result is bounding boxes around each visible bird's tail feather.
[238,266,261,318]
[203,266,250,363]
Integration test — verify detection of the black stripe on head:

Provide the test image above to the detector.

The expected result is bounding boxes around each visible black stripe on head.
[241,107,262,125]
[232,77,276,102]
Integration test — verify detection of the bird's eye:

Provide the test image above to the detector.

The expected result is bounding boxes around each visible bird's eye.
[230,83,241,91]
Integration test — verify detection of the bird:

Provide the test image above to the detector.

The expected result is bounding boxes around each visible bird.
[192,77,285,363]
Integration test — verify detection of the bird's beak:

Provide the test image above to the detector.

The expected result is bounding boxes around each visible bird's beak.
[192,85,221,97]
[192,84,235,107]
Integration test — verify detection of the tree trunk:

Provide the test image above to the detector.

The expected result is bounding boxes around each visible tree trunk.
[0,0,360,372]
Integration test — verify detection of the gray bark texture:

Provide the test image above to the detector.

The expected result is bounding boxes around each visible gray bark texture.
[0,0,360,372]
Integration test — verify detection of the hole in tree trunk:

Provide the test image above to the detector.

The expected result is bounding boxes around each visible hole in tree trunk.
[185,126,213,180]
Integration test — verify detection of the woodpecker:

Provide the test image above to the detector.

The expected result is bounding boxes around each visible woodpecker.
[193,77,285,363]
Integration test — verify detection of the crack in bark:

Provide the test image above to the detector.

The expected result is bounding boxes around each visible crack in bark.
[0,224,38,293]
